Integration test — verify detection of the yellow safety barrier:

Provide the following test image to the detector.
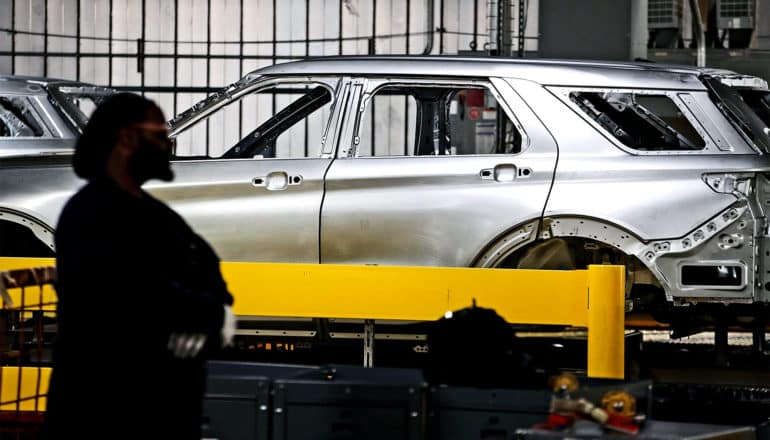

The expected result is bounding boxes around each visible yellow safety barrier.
[0,259,56,312]
[0,367,50,412]
[0,258,625,379]
[0,262,57,414]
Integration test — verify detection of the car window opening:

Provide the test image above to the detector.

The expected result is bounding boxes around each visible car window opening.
[221,86,331,159]
[357,85,521,157]
[0,97,44,137]
[737,89,770,130]
[571,92,705,151]
[173,84,333,160]
[47,85,115,133]
[703,77,770,153]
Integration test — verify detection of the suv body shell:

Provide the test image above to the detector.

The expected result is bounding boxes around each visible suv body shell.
[0,75,113,157]
[0,76,114,252]
[1,57,769,306]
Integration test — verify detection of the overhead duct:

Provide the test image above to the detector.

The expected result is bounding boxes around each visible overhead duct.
[648,0,684,48]
[717,0,756,47]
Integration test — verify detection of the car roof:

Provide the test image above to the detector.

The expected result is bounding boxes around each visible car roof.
[0,75,87,94]
[246,56,710,90]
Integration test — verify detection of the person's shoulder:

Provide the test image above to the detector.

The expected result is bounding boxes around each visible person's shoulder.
[58,180,126,226]
[142,190,192,227]
[63,181,109,211]
[60,182,94,216]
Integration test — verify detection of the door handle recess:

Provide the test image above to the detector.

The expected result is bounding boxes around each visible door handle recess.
[479,164,532,182]
[252,172,303,190]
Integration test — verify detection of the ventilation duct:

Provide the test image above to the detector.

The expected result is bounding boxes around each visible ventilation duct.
[649,0,684,48]
[717,0,756,47]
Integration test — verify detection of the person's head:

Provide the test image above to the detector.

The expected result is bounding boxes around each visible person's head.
[427,305,534,388]
[73,93,173,185]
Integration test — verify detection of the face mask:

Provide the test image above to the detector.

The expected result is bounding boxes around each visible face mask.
[129,130,174,183]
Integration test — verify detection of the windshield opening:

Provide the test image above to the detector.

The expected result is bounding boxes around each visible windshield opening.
[221,85,331,159]
[47,85,115,133]
[703,77,770,153]
[172,83,335,159]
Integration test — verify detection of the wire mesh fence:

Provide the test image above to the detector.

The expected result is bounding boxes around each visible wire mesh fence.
[0,0,541,157]
[0,266,57,439]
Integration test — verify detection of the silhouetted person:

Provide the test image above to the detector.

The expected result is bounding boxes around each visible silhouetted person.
[44,93,235,439]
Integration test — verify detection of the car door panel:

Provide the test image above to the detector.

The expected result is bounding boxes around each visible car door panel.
[321,154,554,266]
[320,77,558,267]
[146,158,330,262]
[146,77,350,263]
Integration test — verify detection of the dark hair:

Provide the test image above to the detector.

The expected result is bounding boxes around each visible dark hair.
[73,93,162,179]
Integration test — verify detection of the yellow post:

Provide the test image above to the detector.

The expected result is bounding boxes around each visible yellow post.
[586,264,625,379]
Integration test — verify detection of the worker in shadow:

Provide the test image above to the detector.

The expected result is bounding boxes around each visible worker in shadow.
[426,302,542,389]
[43,93,235,440]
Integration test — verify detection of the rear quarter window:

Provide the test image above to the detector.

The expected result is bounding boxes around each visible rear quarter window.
[570,91,705,151]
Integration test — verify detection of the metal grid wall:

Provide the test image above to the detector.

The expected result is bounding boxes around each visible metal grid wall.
[0,0,540,156]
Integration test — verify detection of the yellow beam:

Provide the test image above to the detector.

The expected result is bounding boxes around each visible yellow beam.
[0,258,625,379]
[0,258,54,271]
[223,262,592,326]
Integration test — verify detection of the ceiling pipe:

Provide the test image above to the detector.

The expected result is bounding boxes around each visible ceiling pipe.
[421,0,435,55]
[689,0,707,67]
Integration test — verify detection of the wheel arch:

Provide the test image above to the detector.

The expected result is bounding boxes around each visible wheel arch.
[473,216,651,267]
[0,207,55,256]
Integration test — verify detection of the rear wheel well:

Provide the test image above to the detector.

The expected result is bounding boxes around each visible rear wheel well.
[495,237,665,311]
[0,220,55,257]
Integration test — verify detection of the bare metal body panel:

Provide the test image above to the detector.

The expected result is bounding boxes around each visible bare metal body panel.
[0,76,114,158]
[146,158,330,262]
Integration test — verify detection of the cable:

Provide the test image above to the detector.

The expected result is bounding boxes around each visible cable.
[0,28,432,45]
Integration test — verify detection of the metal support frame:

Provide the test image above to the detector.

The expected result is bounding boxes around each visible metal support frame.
[517,0,525,57]
[752,310,767,356]
[689,0,707,67]
[205,0,212,155]
[108,0,113,87]
[75,0,80,81]
[714,311,730,367]
[486,0,514,56]
[363,319,375,367]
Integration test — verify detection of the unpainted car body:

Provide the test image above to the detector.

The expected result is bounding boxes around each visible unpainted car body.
[0,75,113,157]
[2,57,770,312]
[0,75,114,255]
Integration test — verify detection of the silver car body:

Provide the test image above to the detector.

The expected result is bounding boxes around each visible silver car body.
[2,57,770,308]
[0,75,114,157]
